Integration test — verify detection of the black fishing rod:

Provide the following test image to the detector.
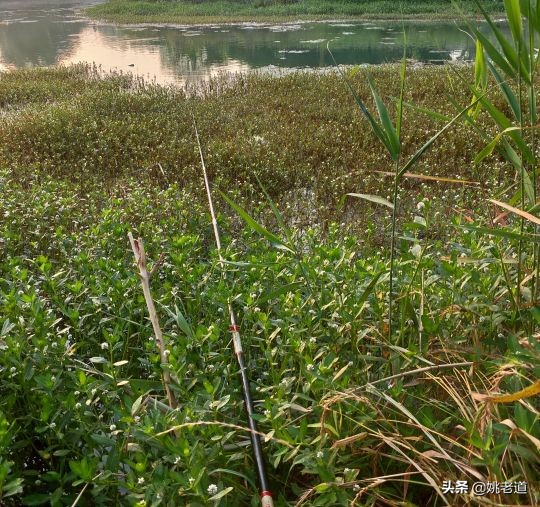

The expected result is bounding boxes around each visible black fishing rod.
[193,118,274,507]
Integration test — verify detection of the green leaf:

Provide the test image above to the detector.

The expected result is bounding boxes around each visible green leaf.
[474,127,521,165]
[473,0,529,83]
[473,92,534,164]
[397,93,485,180]
[367,74,400,160]
[169,304,194,340]
[401,101,450,122]
[89,356,108,364]
[327,43,396,158]
[469,39,487,120]
[1,319,15,337]
[208,486,233,501]
[504,0,523,45]
[220,191,295,253]
[488,61,520,120]
[462,224,540,243]
[258,282,303,304]
[396,30,407,140]
[314,482,331,492]
[22,494,50,506]
[90,434,116,446]
[4,477,23,497]
[474,39,487,91]
[131,394,144,416]
[356,271,386,316]
[471,27,515,80]
[346,193,394,209]
[255,173,289,239]
[209,469,257,491]
[52,449,70,457]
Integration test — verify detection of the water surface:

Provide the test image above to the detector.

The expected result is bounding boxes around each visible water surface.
[0,0,501,85]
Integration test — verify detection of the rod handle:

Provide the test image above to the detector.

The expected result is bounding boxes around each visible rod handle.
[261,491,274,507]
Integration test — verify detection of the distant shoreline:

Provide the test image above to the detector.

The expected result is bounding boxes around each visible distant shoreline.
[85,0,504,26]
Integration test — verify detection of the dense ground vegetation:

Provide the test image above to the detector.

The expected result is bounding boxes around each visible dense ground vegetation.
[1,4,539,501]
[86,0,504,24]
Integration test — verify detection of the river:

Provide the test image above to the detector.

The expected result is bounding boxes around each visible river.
[0,0,499,85]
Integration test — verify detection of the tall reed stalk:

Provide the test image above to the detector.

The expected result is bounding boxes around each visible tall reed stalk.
[464,0,540,328]
[330,40,486,348]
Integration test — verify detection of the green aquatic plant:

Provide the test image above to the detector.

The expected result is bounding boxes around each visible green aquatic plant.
[86,0,505,24]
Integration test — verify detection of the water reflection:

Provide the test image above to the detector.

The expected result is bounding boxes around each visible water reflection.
[0,0,503,85]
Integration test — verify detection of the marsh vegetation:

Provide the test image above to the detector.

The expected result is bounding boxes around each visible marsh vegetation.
[86,0,504,24]
[0,1,539,506]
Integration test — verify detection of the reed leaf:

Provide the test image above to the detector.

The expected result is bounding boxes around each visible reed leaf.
[474,0,530,83]
[474,126,521,165]
[469,39,487,119]
[219,191,295,254]
[397,94,485,179]
[346,193,394,209]
[327,44,397,159]
[488,198,540,225]
[469,86,535,164]
[487,61,521,120]
[367,74,400,160]
[505,0,524,44]
[471,27,517,80]
[462,224,540,243]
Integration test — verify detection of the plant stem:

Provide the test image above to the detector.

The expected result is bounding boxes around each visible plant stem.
[388,156,401,340]
[517,39,524,311]
[128,233,178,410]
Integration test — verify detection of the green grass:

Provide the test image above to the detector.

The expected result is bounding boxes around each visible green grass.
[0,63,538,506]
[0,63,514,239]
[86,0,505,24]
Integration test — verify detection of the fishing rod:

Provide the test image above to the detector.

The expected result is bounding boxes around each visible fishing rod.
[193,118,274,507]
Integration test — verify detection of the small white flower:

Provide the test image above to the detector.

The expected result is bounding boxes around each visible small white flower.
[306,364,315,371]
[100,342,108,350]
[9,367,16,373]
[309,337,316,343]
[74,391,80,396]
[353,484,361,492]
[110,424,116,431]
[85,399,92,406]
[416,201,425,210]
[138,477,145,485]
[91,388,97,395]
[207,484,218,495]
[174,456,181,465]
[50,422,56,429]
[316,451,324,459]
[188,476,195,484]
[164,349,170,356]
[75,403,81,409]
